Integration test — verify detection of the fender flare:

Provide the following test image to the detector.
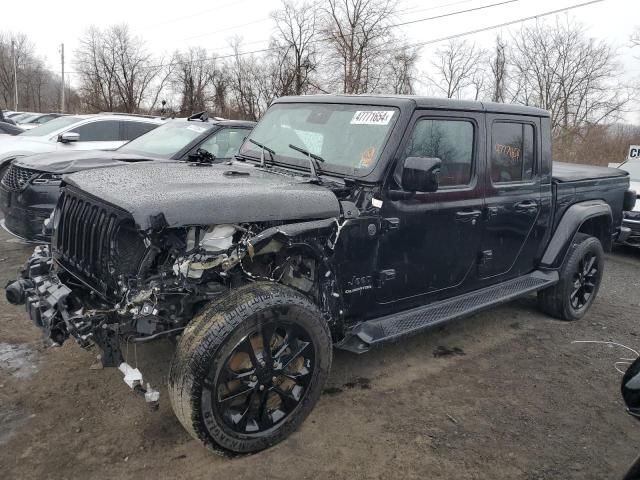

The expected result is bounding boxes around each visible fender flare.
[540,200,612,268]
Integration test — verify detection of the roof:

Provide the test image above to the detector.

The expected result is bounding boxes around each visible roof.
[70,113,165,123]
[274,94,550,117]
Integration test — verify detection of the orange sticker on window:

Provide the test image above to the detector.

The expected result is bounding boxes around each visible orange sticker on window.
[360,147,376,167]
[495,143,521,162]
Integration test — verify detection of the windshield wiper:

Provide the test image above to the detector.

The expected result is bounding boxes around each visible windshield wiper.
[249,139,275,168]
[288,143,325,183]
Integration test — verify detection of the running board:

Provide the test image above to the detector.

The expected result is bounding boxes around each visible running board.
[336,270,558,354]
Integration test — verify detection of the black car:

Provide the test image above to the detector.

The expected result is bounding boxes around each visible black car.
[0,117,255,241]
[6,95,635,455]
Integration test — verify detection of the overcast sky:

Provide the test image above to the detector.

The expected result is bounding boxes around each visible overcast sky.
[4,0,640,121]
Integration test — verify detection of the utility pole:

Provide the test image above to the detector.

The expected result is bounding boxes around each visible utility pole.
[11,40,18,111]
[60,43,65,113]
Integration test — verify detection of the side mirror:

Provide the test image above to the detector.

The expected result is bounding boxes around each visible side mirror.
[58,132,80,143]
[401,156,441,193]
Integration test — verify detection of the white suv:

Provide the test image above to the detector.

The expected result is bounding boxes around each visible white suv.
[0,113,164,171]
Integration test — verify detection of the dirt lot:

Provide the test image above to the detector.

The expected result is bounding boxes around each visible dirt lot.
[1,225,640,480]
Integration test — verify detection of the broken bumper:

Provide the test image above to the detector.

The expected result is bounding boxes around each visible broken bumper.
[5,245,161,407]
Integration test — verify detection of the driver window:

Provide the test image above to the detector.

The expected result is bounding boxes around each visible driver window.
[404,119,474,188]
[199,128,247,158]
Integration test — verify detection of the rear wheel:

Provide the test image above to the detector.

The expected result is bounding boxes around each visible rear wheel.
[168,282,332,454]
[537,233,604,321]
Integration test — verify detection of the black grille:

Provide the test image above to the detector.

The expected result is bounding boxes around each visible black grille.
[53,188,127,295]
[1,164,38,191]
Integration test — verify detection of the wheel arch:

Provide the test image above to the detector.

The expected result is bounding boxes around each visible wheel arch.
[540,200,612,269]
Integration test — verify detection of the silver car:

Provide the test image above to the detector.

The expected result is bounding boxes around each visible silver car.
[0,113,164,173]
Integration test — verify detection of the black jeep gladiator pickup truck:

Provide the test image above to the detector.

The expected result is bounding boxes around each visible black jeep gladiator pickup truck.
[6,95,636,454]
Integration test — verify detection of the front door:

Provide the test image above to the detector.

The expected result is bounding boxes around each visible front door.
[479,115,542,280]
[376,111,485,306]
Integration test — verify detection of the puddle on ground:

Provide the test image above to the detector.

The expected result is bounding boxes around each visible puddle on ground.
[0,343,39,379]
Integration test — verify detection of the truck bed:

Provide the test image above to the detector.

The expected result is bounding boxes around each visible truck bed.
[552,161,627,183]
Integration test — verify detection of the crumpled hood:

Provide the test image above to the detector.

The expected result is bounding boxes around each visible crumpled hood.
[64,162,341,230]
[14,150,164,174]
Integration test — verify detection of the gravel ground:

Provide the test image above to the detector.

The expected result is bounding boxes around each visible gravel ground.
[1,224,640,480]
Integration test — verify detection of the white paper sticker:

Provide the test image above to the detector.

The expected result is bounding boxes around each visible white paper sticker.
[350,110,394,125]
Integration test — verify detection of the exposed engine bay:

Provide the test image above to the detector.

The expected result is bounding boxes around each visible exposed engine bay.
[5,184,359,376]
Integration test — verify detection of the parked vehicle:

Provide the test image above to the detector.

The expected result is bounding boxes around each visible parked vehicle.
[0,114,164,176]
[0,110,17,125]
[17,113,66,130]
[0,116,254,241]
[6,95,636,455]
[0,122,23,136]
[616,160,640,247]
[9,112,37,124]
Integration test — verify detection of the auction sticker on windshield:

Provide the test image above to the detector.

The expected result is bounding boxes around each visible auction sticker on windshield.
[350,111,394,125]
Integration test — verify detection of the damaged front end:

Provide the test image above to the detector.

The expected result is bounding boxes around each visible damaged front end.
[6,186,351,405]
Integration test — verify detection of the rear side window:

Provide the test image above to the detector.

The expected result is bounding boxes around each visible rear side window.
[70,120,120,141]
[491,122,535,183]
[404,119,474,187]
[199,128,249,159]
[122,121,158,141]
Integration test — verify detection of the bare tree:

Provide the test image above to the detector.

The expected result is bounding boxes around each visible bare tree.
[632,26,640,49]
[0,32,67,112]
[75,24,168,113]
[489,35,507,103]
[508,19,629,161]
[510,19,627,134]
[170,47,216,115]
[270,0,320,96]
[227,39,272,121]
[384,43,419,94]
[322,0,397,94]
[429,39,487,99]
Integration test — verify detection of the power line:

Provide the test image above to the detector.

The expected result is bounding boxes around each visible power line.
[406,0,604,49]
[66,0,521,74]
[179,0,512,50]
[138,0,249,30]
[177,0,477,44]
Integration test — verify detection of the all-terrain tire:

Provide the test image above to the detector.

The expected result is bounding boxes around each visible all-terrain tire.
[168,282,332,454]
[537,233,604,321]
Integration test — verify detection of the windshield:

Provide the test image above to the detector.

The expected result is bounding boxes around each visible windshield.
[19,116,82,137]
[620,161,640,181]
[118,120,214,158]
[239,103,399,175]
[16,114,39,124]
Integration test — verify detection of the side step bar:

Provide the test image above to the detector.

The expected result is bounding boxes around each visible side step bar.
[336,270,558,354]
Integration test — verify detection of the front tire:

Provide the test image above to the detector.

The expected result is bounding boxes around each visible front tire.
[537,233,604,321]
[168,282,332,454]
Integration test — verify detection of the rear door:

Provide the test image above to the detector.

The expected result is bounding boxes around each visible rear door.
[479,115,543,280]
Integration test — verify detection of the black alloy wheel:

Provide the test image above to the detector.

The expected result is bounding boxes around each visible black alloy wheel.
[537,233,604,321]
[211,320,315,434]
[569,252,599,310]
[169,282,332,454]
